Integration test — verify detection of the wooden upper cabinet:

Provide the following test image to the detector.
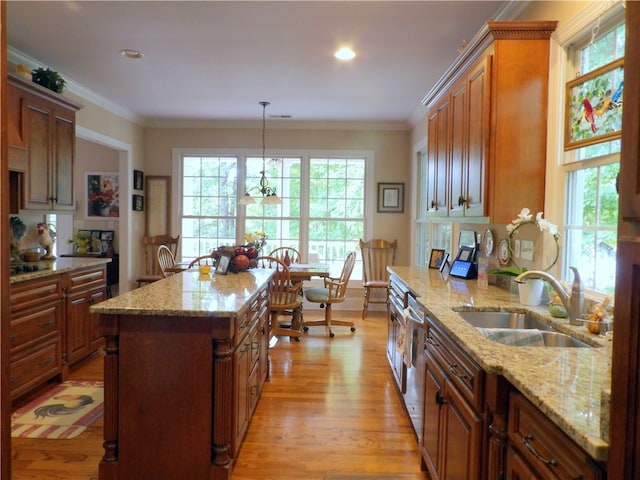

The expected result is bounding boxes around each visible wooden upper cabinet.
[7,73,81,211]
[422,21,557,224]
[464,55,490,217]
[426,96,450,217]
[448,78,467,217]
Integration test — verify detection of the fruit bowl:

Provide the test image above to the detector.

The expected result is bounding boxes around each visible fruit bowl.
[576,316,613,335]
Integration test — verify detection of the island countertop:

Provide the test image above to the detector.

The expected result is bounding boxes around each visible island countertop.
[90,268,273,317]
[388,266,611,462]
[9,256,111,284]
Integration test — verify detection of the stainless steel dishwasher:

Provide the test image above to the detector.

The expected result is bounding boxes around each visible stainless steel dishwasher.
[403,291,426,442]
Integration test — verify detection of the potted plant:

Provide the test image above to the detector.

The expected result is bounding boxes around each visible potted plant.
[31,67,66,93]
[488,208,560,305]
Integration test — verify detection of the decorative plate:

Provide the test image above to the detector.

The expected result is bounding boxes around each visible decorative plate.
[497,238,510,266]
[483,229,494,256]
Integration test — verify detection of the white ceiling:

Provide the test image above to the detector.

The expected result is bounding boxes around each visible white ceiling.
[6,1,518,126]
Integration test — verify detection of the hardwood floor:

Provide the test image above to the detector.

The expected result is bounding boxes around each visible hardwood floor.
[11,311,424,479]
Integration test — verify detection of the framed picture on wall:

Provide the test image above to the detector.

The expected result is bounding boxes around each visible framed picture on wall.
[377,182,404,213]
[133,170,144,191]
[133,194,144,212]
[87,172,119,219]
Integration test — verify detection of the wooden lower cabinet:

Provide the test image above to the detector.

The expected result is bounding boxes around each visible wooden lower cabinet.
[507,392,606,480]
[9,276,64,400]
[422,350,483,479]
[64,266,107,367]
[9,265,108,400]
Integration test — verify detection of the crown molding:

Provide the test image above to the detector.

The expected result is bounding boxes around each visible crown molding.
[8,46,146,126]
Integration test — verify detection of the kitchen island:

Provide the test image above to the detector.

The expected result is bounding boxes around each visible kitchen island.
[388,266,610,477]
[90,268,273,480]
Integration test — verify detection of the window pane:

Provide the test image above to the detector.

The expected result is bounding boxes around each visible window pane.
[565,163,618,293]
[308,157,365,268]
[181,156,238,262]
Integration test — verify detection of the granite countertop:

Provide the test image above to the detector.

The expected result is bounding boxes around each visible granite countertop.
[389,266,611,462]
[9,256,112,284]
[90,268,273,317]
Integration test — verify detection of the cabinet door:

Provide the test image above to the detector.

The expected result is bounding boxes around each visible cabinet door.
[425,111,439,216]
[441,378,483,479]
[234,334,252,449]
[66,291,92,365]
[24,95,52,210]
[422,352,444,480]
[52,108,75,210]
[89,288,107,351]
[464,55,491,217]
[448,80,467,217]
[427,98,450,217]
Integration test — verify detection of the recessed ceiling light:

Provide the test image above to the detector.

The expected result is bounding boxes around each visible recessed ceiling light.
[334,47,356,61]
[120,49,143,59]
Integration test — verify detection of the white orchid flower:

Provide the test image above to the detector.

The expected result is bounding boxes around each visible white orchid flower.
[513,208,532,225]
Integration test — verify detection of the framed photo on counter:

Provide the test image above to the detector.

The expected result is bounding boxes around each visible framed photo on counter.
[429,248,447,270]
[215,253,232,275]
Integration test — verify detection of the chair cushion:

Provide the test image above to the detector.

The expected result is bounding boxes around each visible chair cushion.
[364,280,389,288]
[304,287,330,303]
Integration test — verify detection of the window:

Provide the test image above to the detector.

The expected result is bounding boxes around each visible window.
[176,150,368,277]
[308,157,365,274]
[563,19,624,294]
[181,155,238,261]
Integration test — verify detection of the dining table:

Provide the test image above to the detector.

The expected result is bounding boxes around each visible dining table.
[287,263,330,331]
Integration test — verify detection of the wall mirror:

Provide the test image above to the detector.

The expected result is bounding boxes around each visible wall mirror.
[145,176,171,236]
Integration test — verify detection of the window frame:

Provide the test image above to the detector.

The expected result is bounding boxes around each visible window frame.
[556,6,625,297]
[171,147,374,280]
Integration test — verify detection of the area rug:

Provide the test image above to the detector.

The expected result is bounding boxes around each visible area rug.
[324,475,424,480]
[11,380,104,439]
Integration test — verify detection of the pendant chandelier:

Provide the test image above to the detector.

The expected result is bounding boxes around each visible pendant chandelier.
[238,101,282,205]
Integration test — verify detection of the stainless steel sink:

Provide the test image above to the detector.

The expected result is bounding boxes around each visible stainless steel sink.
[456,311,554,330]
[537,331,592,348]
[456,310,595,348]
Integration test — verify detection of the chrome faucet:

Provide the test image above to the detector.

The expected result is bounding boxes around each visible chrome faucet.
[515,266,584,325]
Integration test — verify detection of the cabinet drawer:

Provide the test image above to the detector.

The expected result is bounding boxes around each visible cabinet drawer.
[236,289,268,342]
[10,303,61,353]
[10,339,62,399]
[389,278,406,309]
[10,276,62,313]
[67,267,106,292]
[508,392,605,480]
[425,319,484,410]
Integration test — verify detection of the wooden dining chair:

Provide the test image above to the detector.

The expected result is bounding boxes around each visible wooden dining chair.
[359,238,398,319]
[188,253,216,268]
[303,251,357,338]
[256,256,303,341]
[157,245,178,278]
[136,234,180,286]
[268,246,301,266]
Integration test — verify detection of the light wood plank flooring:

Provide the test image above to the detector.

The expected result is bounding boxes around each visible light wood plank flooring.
[11,311,424,479]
